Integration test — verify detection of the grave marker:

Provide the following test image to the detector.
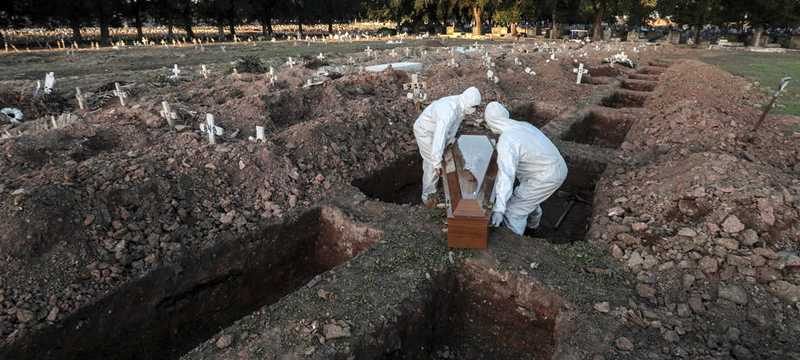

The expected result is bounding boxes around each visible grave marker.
[573,63,588,84]
[113,82,127,106]
[170,64,181,80]
[200,65,210,79]
[160,101,178,127]
[200,114,224,144]
[43,72,55,95]
[403,74,428,111]
[75,87,85,110]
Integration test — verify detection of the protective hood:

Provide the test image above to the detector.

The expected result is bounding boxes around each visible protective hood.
[458,87,481,115]
[484,101,515,134]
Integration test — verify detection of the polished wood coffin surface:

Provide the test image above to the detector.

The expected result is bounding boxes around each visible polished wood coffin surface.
[443,135,497,249]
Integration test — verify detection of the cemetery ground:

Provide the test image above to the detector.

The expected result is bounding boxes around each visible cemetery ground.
[699,51,800,116]
[0,38,799,360]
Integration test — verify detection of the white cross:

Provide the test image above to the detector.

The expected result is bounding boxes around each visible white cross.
[268,66,276,85]
[75,87,85,110]
[160,101,178,127]
[113,82,127,106]
[449,58,459,68]
[514,57,522,66]
[365,46,373,57]
[573,63,588,84]
[200,65,210,79]
[200,114,224,144]
[170,64,181,80]
[404,47,410,57]
[287,57,296,68]
[317,52,325,60]
[486,70,499,84]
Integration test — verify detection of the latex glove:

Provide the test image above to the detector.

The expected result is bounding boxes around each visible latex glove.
[490,212,504,227]
[433,163,443,176]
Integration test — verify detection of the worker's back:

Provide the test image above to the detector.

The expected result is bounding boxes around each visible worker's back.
[496,120,566,182]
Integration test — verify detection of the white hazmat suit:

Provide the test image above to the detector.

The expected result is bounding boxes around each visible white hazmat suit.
[413,87,482,206]
[485,102,568,235]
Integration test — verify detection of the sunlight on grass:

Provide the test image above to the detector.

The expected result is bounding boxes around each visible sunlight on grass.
[701,52,800,116]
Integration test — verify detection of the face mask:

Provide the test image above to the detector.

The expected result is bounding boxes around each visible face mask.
[464,107,476,115]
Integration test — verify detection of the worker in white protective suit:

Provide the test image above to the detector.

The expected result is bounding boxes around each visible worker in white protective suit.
[484,102,568,235]
[413,87,482,208]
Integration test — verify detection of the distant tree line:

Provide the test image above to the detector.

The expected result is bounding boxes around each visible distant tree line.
[1,0,798,46]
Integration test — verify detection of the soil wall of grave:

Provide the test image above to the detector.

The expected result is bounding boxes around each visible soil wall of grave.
[0,207,380,360]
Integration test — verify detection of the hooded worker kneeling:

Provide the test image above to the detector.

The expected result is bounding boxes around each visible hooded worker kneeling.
[413,87,482,208]
[484,102,568,235]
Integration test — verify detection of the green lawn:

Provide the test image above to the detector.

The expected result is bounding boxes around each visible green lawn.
[700,51,800,116]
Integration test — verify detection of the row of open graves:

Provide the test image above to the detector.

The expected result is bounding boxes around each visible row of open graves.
[1,61,669,360]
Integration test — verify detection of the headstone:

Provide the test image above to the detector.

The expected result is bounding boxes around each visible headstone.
[43,72,55,95]
[255,126,266,141]
[200,65,210,79]
[403,74,428,110]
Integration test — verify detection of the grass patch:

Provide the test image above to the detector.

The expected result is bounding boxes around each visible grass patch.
[700,51,800,116]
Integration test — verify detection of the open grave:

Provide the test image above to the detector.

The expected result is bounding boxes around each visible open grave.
[561,109,634,148]
[509,101,560,127]
[627,73,660,82]
[600,90,648,108]
[1,207,380,360]
[351,153,424,205]
[636,67,665,76]
[377,261,562,359]
[527,158,605,243]
[621,79,657,92]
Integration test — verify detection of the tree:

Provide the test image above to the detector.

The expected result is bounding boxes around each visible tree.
[657,0,725,46]
[728,0,800,47]
[453,0,500,35]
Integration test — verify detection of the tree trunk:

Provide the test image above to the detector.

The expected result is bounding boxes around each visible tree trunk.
[70,18,83,44]
[135,13,143,40]
[592,11,603,41]
[472,6,483,35]
[752,26,764,47]
[183,22,194,39]
[217,24,224,38]
[98,1,110,45]
[693,25,702,47]
[328,21,333,34]
[181,3,195,39]
[551,10,559,39]
[229,20,236,36]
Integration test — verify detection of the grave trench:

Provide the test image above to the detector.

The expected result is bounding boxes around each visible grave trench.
[374,261,562,360]
[561,110,634,148]
[1,207,380,360]
[510,101,559,127]
[529,158,605,243]
[637,67,665,76]
[352,153,424,205]
[600,91,648,108]
[627,73,659,82]
[621,79,657,92]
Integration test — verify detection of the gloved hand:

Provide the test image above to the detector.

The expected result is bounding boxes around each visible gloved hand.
[490,211,504,227]
[433,163,443,176]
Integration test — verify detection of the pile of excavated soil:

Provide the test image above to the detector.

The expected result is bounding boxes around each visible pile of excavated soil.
[589,59,800,359]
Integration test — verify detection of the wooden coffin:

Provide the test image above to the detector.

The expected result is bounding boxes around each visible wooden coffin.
[443,135,498,249]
